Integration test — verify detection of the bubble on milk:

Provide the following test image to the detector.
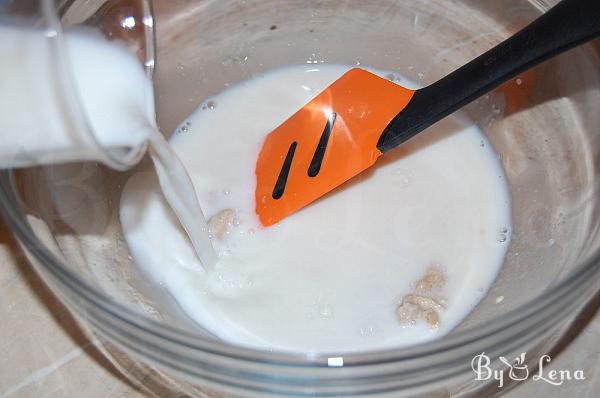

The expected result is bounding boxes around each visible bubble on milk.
[207,264,255,297]
[201,100,217,110]
[306,53,325,64]
[392,168,414,188]
[496,227,509,243]
[385,73,403,84]
[319,304,334,319]
[177,122,190,134]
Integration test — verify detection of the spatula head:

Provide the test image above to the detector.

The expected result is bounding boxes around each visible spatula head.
[255,68,414,226]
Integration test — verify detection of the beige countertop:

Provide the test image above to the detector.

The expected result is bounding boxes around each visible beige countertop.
[1,218,599,398]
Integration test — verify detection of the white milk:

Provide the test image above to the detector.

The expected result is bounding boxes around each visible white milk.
[121,64,512,353]
[0,24,154,168]
[0,24,217,268]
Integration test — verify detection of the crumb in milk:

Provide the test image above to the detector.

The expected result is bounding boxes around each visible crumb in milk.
[397,266,447,329]
[414,266,446,293]
[208,209,238,239]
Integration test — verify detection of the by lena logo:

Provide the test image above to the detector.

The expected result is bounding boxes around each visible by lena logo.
[471,352,585,388]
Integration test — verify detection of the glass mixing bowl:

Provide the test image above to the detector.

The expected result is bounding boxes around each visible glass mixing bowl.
[1,0,599,397]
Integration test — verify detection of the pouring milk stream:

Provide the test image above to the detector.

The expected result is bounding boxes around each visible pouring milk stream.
[0,24,217,269]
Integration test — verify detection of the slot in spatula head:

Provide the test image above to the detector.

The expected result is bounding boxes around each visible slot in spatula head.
[255,68,415,226]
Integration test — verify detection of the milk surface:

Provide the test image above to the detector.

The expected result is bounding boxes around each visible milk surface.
[121,64,512,353]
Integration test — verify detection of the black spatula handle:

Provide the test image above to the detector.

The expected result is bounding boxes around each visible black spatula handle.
[377,0,600,153]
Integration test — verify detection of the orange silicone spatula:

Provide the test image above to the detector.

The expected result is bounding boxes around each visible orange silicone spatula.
[255,0,600,227]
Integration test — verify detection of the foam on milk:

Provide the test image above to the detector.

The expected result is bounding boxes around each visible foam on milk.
[121,64,512,353]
